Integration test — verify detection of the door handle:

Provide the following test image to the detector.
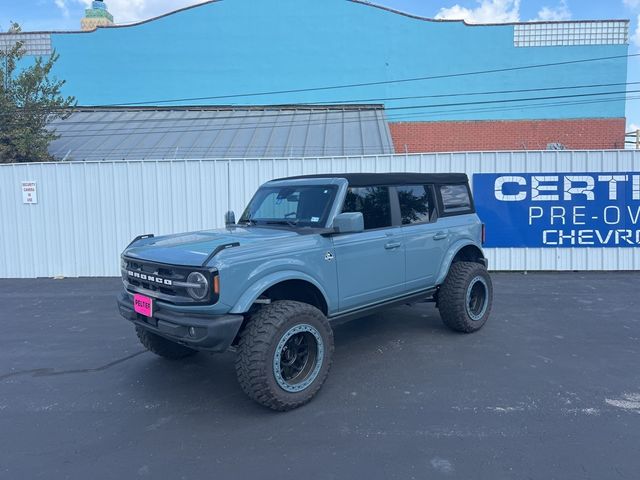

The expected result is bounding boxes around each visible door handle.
[384,242,402,250]
[433,231,448,240]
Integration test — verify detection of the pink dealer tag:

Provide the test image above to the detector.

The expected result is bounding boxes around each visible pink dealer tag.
[133,294,153,317]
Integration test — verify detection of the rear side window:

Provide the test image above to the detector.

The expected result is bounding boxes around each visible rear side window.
[342,186,391,230]
[397,185,433,225]
[440,184,472,214]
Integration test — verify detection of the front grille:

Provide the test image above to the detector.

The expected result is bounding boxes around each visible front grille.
[122,257,216,305]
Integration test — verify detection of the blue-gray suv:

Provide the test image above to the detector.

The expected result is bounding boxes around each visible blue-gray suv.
[117,173,492,410]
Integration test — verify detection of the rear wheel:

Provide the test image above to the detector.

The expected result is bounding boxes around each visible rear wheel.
[438,261,492,333]
[136,327,197,359]
[235,300,334,411]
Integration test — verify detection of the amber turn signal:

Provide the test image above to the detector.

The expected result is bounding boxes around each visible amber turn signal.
[213,275,220,295]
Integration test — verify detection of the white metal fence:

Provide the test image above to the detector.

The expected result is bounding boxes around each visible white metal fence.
[1,150,639,278]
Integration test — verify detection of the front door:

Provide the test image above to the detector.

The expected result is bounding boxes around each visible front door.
[332,186,405,312]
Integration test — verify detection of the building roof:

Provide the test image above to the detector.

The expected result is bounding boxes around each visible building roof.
[46,106,395,160]
[273,173,469,186]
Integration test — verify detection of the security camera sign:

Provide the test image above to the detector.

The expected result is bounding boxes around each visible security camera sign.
[473,173,640,247]
[21,181,38,204]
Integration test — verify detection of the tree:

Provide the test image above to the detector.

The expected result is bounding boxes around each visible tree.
[0,22,75,163]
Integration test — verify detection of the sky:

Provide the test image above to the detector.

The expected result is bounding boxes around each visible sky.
[1,0,639,129]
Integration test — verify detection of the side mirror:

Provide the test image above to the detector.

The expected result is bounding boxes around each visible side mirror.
[225,210,236,226]
[332,212,364,234]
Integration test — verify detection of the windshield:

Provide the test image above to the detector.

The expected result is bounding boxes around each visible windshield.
[239,184,338,227]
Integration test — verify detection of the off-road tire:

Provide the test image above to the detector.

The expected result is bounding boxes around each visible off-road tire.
[235,300,334,411]
[438,261,493,333]
[136,327,197,359]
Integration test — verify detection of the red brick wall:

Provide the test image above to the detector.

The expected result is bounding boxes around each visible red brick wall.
[388,118,626,153]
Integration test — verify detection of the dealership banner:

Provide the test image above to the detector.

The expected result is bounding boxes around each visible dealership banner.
[473,173,640,247]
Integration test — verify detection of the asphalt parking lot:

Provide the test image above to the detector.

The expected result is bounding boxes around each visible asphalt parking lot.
[1,273,639,479]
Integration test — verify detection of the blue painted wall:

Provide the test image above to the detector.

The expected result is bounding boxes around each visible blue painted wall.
[39,0,627,121]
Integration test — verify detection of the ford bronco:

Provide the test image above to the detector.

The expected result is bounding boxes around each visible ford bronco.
[117,173,492,410]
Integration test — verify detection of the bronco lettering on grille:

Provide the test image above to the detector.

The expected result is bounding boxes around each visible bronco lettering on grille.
[127,270,173,286]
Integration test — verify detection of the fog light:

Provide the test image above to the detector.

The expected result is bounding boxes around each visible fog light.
[188,327,197,337]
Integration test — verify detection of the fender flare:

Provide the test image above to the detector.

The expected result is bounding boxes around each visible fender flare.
[435,239,485,286]
[229,270,331,314]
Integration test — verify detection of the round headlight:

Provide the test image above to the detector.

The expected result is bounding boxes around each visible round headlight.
[186,272,209,300]
[120,258,128,281]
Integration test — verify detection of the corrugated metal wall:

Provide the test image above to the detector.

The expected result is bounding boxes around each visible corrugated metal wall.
[1,150,638,278]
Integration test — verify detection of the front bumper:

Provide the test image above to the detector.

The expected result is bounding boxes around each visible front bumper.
[117,291,244,352]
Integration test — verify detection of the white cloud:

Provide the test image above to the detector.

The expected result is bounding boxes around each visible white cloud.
[434,0,573,24]
[628,123,640,131]
[623,0,640,48]
[54,0,70,17]
[72,0,209,24]
[535,1,572,21]
[632,14,640,48]
[435,0,521,24]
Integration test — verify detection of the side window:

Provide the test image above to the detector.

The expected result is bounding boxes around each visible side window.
[342,186,391,230]
[397,185,433,225]
[440,184,472,214]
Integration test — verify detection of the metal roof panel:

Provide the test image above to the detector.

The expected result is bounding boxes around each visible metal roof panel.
[47,106,394,160]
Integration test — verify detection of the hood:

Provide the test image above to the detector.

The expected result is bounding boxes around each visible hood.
[123,226,299,267]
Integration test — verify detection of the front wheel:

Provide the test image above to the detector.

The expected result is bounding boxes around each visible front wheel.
[438,261,493,333]
[235,300,334,411]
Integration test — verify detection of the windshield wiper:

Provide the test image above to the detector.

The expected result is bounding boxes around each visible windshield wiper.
[265,220,298,227]
[240,214,258,225]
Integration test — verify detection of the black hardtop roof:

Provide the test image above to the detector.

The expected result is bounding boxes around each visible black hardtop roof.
[273,172,468,187]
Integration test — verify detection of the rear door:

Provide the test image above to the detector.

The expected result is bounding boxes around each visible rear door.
[434,181,478,251]
[332,185,405,311]
[397,184,447,291]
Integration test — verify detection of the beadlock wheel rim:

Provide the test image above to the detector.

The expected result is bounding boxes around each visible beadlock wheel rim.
[466,276,489,321]
[273,323,324,393]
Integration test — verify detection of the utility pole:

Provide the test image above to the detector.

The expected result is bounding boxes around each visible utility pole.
[636,129,640,150]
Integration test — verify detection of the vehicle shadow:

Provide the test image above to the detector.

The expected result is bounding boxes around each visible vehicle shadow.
[118,302,450,416]
[332,302,449,348]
